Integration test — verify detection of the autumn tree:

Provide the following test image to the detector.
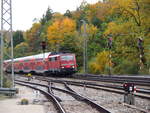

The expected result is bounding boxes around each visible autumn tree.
[12,1,150,74]
[103,0,150,74]
[47,17,76,52]
[89,51,111,74]
[25,23,41,53]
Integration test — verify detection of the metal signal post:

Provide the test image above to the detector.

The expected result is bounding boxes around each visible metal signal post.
[137,38,144,70]
[108,37,112,75]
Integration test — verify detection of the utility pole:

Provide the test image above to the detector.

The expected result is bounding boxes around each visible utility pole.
[1,0,14,88]
[81,20,87,74]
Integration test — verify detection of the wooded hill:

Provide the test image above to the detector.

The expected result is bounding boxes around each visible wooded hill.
[11,0,150,75]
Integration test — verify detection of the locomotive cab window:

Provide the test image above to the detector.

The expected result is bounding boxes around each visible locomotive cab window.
[49,57,57,61]
[61,55,74,61]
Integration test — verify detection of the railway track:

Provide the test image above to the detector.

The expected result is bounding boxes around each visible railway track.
[73,74,150,86]
[15,80,66,113]
[15,79,111,113]
[33,76,150,100]
[14,75,150,112]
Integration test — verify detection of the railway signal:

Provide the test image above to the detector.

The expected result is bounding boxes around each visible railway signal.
[123,82,135,105]
[137,38,143,49]
[108,37,112,49]
[41,41,46,62]
[123,82,135,93]
[41,41,46,51]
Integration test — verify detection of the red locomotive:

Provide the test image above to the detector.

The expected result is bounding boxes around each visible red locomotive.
[4,52,77,75]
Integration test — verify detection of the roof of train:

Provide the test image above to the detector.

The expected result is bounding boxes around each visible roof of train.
[4,52,51,62]
[4,52,74,62]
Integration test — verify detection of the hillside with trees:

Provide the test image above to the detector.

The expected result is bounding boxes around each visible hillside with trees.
[11,0,150,75]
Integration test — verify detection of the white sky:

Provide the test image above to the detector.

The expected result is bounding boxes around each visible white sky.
[10,0,99,31]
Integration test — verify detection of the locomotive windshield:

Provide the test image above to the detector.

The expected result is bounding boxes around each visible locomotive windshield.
[61,55,74,61]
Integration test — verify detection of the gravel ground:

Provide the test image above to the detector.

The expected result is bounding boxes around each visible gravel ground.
[69,85,150,113]
[15,76,150,113]
[52,87,100,113]
[35,78,150,113]
[0,85,56,113]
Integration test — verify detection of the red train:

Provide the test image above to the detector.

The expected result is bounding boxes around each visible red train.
[4,52,77,75]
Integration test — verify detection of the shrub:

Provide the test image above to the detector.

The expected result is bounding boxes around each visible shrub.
[21,98,29,105]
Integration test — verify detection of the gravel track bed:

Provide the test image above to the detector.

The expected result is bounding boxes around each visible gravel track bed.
[23,77,150,112]
[16,76,150,112]
[69,85,150,113]
[52,87,99,113]
[43,76,150,90]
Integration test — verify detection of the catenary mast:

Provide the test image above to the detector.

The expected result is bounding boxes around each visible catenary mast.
[1,0,14,88]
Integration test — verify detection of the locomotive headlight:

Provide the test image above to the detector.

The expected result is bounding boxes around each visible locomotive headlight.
[72,66,75,68]
[61,66,64,68]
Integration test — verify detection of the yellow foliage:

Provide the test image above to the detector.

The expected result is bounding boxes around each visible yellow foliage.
[47,17,76,46]
[25,23,41,42]
[89,51,112,74]
[81,24,98,39]
[86,2,110,21]
[15,42,28,49]
[96,2,111,21]
[109,0,150,27]
[104,21,134,36]
[52,12,64,21]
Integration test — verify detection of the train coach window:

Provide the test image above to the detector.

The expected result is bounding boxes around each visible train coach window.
[55,57,57,60]
[61,55,74,61]
[19,63,23,66]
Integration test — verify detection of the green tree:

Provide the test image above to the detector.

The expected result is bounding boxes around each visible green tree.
[40,7,53,25]
[14,42,29,57]
[64,10,72,18]
[25,23,41,53]
[13,30,24,47]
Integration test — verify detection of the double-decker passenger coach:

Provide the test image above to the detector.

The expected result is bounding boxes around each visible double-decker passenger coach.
[4,52,77,76]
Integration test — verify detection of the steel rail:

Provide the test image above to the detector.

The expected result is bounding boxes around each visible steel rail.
[15,79,111,113]
[15,81,66,113]
[73,74,150,86]
[34,77,150,100]
[35,77,150,96]
[64,82,111,113]
[66,82,150,100]
[51,85,111,113]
